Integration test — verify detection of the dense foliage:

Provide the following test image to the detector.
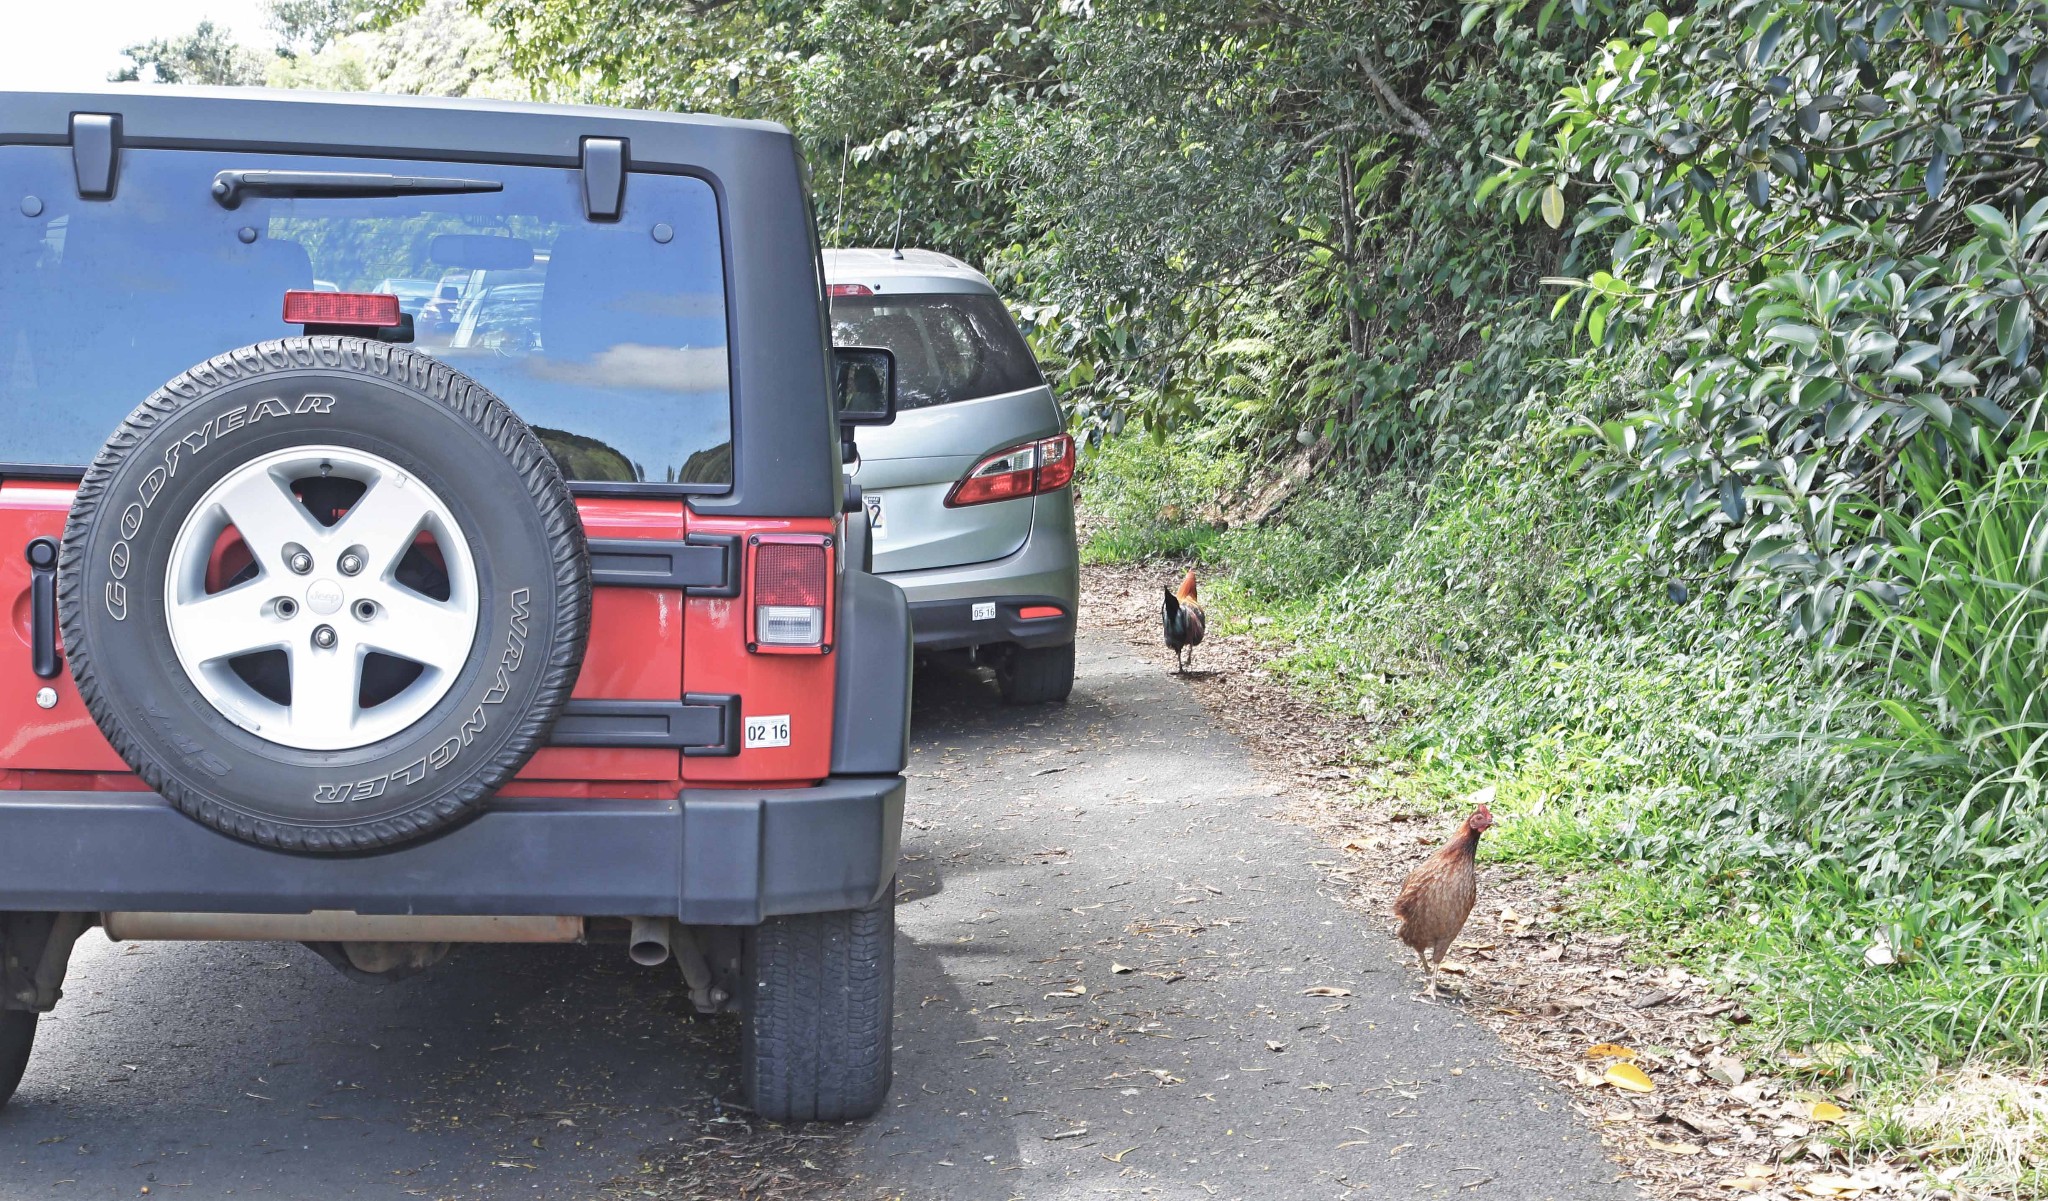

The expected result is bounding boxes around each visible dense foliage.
[1489,1,2048,637]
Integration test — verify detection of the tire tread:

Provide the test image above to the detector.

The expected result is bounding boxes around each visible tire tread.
[743,888,894,1122]
[998,641,1076,705]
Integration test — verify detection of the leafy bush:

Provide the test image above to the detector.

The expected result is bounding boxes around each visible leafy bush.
[1488,0,2048,628]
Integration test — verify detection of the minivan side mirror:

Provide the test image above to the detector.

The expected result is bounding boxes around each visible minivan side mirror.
[834,345,897,426]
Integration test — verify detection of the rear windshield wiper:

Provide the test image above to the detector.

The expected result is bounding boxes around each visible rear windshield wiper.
[211,169,504,209]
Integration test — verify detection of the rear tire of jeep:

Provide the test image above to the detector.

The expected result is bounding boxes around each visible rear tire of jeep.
[0,1011,34,1112]
[57,338,590,853]
[996,640,1076,705]
[740,884,895,1122]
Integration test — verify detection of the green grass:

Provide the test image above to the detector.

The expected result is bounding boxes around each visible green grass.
[1073,432,1240,564]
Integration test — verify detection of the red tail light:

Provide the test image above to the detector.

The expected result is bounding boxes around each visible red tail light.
[828,283,875,297]
[283,290,402,327]
[748,535,834,653]
[945,434,1077,508]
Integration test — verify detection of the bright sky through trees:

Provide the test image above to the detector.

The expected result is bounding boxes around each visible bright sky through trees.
[0,0,272,89]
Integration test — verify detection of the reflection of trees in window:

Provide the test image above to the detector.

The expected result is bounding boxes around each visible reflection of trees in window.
[675,444,731,486]
[535,427,637,484]
[266,213,554,290]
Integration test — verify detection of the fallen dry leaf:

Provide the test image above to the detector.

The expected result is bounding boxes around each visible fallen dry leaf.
[1645,1138,1701,1155]
[1721,1178,1769,1193]
[1808,1101,1848,1123]
[1586,1043,1640,1060]
[1110,963,1133,975]
[1603,1062,1655,1093]
[1705,1053,1745,1087]
[1302,986,1353,997]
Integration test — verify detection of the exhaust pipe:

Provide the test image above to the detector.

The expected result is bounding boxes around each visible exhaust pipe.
[102,911,584,944]
[628,916,672,967]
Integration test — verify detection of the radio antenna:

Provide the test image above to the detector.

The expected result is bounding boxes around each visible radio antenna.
[832,134,850,248]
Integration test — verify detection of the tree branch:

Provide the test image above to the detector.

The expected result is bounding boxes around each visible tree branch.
[1356,49,1434,143]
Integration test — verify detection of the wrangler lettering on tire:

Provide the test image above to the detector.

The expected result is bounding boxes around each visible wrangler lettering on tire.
[57,338,591,853]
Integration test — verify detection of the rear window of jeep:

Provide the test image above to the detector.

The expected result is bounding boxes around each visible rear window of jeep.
[0,147,732,487]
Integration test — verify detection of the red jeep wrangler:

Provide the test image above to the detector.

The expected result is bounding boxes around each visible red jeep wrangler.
[0,88,911,1122]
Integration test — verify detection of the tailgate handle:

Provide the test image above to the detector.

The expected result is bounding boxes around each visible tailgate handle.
[26,538,59,679]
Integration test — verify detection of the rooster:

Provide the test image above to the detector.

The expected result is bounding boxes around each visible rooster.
[1161,569,1206,673]
[1392,798,1495,997]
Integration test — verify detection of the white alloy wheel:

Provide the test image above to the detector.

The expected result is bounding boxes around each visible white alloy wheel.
[163,446,480,751]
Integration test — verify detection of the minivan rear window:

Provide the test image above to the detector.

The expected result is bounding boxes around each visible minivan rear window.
[0,146,732,486]
[829,293,1042,411]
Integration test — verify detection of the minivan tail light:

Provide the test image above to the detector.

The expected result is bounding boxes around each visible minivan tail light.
[828,283,874,297]
[748,536,834,653]
[283,290,402,327]
[945,434,1077,508]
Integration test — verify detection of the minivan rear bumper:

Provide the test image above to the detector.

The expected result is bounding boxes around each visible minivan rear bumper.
[0,776,904,927]
[886,489,1079,650]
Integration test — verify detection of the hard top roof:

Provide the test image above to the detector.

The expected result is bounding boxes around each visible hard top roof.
[0,85,795,172]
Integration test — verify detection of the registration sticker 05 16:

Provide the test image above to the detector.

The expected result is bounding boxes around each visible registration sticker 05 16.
[971,602,996,621]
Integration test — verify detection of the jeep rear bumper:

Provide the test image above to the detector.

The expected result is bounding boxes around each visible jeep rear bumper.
[0,776,904,927]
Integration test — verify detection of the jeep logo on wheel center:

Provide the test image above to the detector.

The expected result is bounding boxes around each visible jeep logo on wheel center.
[304,579,344,614]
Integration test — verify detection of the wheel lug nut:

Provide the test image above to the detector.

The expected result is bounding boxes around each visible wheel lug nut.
[339,552,363,576]
[311,624,337,649]
[288,551,313,575]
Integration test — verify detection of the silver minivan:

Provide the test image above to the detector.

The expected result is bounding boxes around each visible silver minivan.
[825,249,1078,704]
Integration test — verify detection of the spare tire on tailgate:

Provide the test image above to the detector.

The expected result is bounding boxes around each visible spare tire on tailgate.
[58,338,590,853]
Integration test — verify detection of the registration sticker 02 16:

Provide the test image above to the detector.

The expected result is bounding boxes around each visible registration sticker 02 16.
[744,715,791,749]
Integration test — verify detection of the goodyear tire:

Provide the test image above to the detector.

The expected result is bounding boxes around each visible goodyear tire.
[741,884,895,1122]
[58,339,589,853]
[0,1010,31,1112]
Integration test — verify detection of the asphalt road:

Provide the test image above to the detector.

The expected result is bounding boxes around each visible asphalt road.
[0,631,1638,1200]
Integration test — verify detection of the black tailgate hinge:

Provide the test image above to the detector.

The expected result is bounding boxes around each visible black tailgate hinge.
[586,535,739,596]
[550,695,740,756]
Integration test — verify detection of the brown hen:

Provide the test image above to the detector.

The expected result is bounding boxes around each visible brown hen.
[1392,799,1494,996]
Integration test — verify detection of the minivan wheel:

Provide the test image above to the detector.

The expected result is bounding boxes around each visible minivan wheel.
[995,640,1076,705]
[0,1011,34,1112]
[740,884,895,1122]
